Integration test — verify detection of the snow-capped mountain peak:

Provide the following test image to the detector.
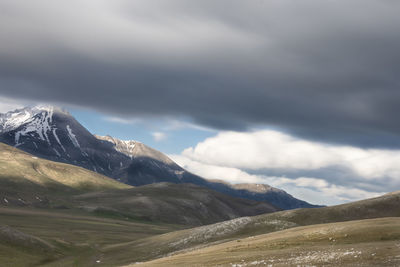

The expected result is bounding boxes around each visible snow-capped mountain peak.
[0,105,83,154]
[0,108,33,133]
[0,105,70,146]
[0,105,132,177]
[0,105,69,134]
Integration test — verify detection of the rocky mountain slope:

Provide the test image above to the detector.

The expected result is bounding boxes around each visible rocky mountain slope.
[0,105,317,209]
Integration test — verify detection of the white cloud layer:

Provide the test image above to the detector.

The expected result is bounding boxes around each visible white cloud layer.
[170,154,386,206]
[103,116,141,125]
[171,130,399,205]
[182,130,400,181]
[152,131,167,142]
[171,154,265,184]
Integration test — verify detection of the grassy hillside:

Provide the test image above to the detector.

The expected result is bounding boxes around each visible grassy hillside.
[1,141,400,266]
[1,191,399,267]
[74,183,277,225]
[0,142,277,225]
[103,190,400,264]
[0,143,277,266]
[135,217,400,267]
[0,143,130,200]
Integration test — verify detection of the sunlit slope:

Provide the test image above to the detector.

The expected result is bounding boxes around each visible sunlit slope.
[135,217,400,267]
[0,142,131,204]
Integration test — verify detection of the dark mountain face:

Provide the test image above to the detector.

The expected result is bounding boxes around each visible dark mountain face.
[0,105,131,177]
[0,105,319,209]
[206,181,321,209]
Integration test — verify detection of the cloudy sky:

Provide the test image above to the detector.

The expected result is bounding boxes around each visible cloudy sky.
[1,0,400,205]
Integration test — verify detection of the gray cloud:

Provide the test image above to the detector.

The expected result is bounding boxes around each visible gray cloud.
[1,0,400,147]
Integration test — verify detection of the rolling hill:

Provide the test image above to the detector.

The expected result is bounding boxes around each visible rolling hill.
[100,190,400,265]
[0,143,399,266]
[73,183,277,225]
[134,217,400,267]
[0,142,278,225]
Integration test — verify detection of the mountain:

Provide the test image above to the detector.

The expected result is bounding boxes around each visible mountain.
[0,105,132,177]
[0,142,278,225]
[0,105,317,209]
[207,180,318,210]
[94,135,203,186]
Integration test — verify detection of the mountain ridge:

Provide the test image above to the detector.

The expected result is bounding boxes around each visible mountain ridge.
[0,105,318,209]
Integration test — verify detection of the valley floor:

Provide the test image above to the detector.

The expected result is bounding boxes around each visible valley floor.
[1,207,400,266]
[0,207,184,267]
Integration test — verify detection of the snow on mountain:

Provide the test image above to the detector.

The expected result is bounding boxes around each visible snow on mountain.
[0,105,131,176]
[66,125,80,148]
[0,105,66,147]
[95,135,137,158]
[1,106,52,136]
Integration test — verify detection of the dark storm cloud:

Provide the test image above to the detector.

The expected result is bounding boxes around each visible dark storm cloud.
[1,0,400,148]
